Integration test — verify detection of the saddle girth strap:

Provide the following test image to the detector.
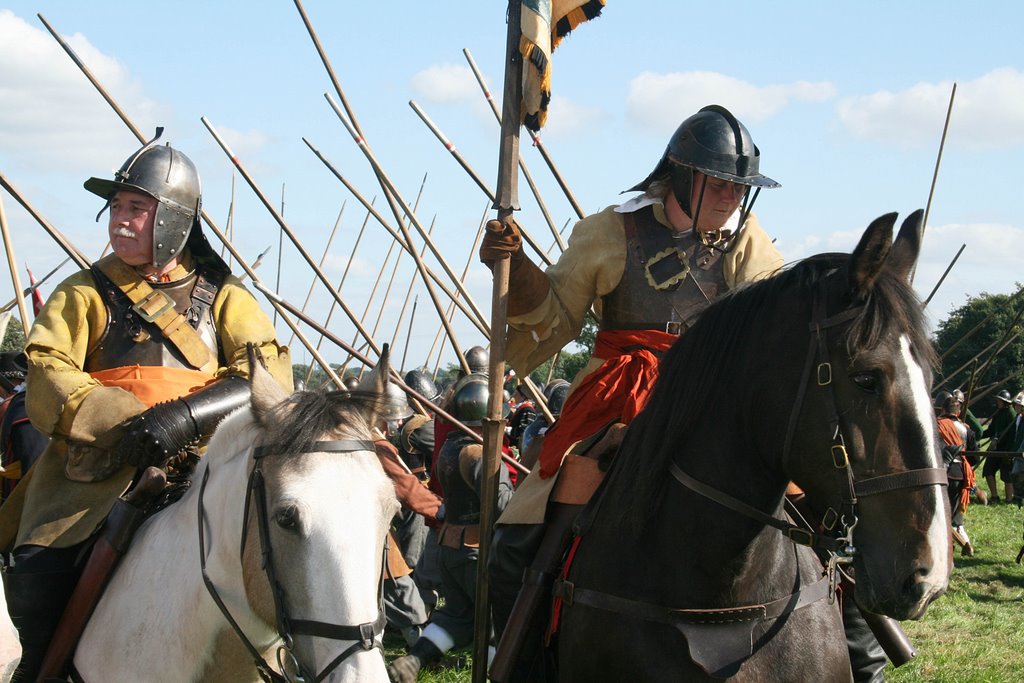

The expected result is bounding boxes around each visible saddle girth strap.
[93,257,217,369]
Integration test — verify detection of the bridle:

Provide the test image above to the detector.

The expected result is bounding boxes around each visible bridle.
[671,278,948,592]
[198,439,387,683]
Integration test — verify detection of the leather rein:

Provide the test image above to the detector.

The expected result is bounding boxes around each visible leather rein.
[198,439,386,683]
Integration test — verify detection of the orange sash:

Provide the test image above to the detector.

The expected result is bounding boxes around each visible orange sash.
[537,329,677,479]
[90,365,216,408]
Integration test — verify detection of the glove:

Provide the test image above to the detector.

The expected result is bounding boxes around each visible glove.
[118,399,198,469]
[479,219,525,269]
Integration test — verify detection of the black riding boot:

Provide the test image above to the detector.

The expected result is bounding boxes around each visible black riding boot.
[6,544,87,683]
[387,636,443,683]
[843,597,886,682]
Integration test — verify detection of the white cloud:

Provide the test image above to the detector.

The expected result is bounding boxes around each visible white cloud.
[625,70,836,134]
[0,10,168,172]
[411,63,479,103]
[836,68,1024,150]
[541,94,603,137]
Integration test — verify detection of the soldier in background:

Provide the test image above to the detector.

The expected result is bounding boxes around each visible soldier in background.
[0,352,48,500]
[983,389,1016,503]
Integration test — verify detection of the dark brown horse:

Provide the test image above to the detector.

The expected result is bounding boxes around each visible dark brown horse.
[555,211,950,681]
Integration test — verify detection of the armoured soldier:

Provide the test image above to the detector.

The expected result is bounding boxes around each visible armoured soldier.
[984,389,1016,503]
[936,390,977,556]
[480,105,785,680]
[0,132,292,680]
[388,375,514,683]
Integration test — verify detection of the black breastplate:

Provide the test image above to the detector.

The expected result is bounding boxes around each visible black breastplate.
[436,432,482,526]
[600,206,727,334]
[85,267,222,372]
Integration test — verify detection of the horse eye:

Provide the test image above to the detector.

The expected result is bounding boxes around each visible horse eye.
[275,505,301,531]
[851,373,879,394]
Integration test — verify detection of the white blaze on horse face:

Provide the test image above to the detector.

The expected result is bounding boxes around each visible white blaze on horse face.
[899,334,951,591]
[271,451,398,682]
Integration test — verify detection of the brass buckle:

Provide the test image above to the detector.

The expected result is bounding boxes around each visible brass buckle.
[831,444,849,469]
[817,362,832,386]
[644,247,690,291]
[131,289,176,323]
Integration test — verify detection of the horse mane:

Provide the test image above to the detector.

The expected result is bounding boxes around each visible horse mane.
[259,389,385,452]
[613,253,935,531]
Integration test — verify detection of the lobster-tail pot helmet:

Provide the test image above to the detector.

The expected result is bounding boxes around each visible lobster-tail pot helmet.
[404,369,441,404]
[627,105,780,218]
[465,346,489,375]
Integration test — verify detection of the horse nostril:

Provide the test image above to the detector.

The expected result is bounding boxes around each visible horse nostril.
[903,562,933,596]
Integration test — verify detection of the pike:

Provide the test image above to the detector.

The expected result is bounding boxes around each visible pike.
[305,201,374,386]
[35,13,344,383]
[428,205,490,375]
[464,46,585,225]
[0,192,32,334]
[255,281,529,476]
[349,233,399,381]
[286,201,346,349]
[477,3,524,679]
[323,95,471,374]
[201,115,384,359]
[940,284,1024,361]
[0,257,71,314]
[0,170,90,269]
[291,0,472,374]
[303,138,491,338]
[389,217,437,350]
[272,184,285,326]
[924,242,966,307]
[236,244,272,283]
[400,296,418,374]
[912,82,957,284]
[409,100,555,265]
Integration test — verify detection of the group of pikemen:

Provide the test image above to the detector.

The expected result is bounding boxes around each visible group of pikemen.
[0,103,919,683]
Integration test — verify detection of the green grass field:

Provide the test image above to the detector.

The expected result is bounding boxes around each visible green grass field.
[387,499,1024,682]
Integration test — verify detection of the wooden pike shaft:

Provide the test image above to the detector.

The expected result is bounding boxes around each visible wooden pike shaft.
[324,95,471,374]
[0,171,90,269]
[0,193,32,334]
[409,100,554,266]
[201,115,382,358]
[923,243,965,307]
[286,200,346,349]
[913,82,957,284]
[0,257,70,314]
[257,281,529,475]
[464,46,583,228]
[399,296,418,373]
[390,217,437,349]
[303,138,490,338]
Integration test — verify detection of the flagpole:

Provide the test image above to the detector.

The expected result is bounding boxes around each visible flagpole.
[0,193,31,336]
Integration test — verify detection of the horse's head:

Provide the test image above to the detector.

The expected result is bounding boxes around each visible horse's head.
[784,211,951,621]
[243,348,400,682]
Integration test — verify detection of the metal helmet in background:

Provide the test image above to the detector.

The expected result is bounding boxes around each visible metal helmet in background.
[996,389,1013,404]
[543,379,571,418]
[343,376,361,392]
[381,381,414,425]
[933,390,956,415]
[465,346,489,375]
[0,351,28,393]
[404,369,441,404]
[451,373,508,427]
[626,105,780,220]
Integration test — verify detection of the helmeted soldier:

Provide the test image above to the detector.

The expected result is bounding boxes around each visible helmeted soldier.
[388,374,513,683]
[480,105,785,680]
[936,390,977,557]
[984,389,1017,503]
[404,368,441,406]
[464,345,489,375]
[0,131,293,680]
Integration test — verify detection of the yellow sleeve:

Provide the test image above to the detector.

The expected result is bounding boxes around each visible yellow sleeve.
[25,271,146,446]
[505,206,626,375]
[212,275,293,391]
[723,212,785,288]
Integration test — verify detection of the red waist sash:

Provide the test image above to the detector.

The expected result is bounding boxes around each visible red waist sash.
[537,329,676,479]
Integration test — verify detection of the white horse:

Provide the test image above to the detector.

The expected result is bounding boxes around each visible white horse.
[74,351,400,682]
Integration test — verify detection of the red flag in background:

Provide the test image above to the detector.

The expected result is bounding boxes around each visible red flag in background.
[25,265,44,316]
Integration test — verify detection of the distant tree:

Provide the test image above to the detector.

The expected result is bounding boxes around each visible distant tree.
[1,319,26,352]
[933,287,1024,412]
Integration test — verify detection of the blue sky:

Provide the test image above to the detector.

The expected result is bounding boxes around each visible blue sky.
[1,2,1022,372]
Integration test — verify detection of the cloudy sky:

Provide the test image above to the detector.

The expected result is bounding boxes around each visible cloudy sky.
[1,1,1022,372]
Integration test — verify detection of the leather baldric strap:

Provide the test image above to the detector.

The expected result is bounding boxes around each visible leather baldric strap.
[93,258,217,370]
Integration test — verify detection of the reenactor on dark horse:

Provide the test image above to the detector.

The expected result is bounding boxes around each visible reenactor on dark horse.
[0,131,293,681]
[481,105,895,682]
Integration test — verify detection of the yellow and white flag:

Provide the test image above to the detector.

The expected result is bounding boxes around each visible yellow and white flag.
[520,0,605,132]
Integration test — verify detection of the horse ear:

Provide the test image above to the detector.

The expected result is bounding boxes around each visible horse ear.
[849,213,898,296]
[357,344,392,394]
[885,209,924,283]
[248,343,288,424]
